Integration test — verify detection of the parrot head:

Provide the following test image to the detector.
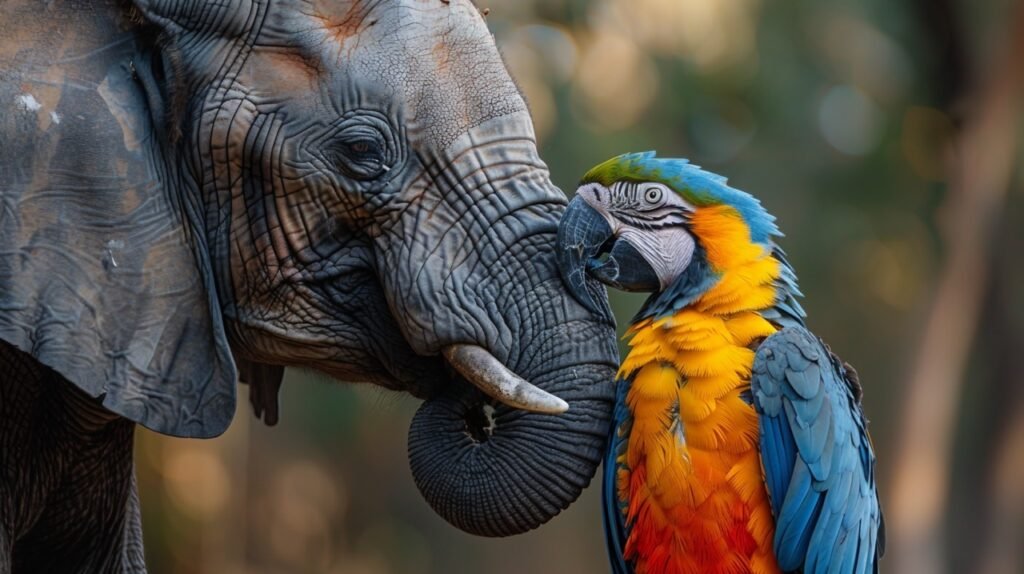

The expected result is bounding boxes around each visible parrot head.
[558,151,782,319]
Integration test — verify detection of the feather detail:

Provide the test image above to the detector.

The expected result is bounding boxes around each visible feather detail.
[599,154,879,574]
[725,313,777,347]
[612,236,786,574]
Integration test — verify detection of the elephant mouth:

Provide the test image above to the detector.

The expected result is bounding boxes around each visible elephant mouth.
[441,344,568,414]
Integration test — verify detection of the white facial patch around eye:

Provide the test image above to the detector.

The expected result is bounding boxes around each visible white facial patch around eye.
[576,182,606,205]
[576,177,699,288]
[640,183,664,205]
[575,182,618,229]
[633,182,680,210]
[660,187,696,212]
[594,182,693,235]
[601,181,694,216]
[617,225,696,290]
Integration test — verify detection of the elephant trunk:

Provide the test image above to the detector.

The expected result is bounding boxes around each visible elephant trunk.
[408,339,615,537]
[382,114,617,536]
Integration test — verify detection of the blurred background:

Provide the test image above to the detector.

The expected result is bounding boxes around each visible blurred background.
[137,0,1024,572]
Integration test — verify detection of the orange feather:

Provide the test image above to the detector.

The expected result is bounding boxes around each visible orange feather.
[618,206,783,574]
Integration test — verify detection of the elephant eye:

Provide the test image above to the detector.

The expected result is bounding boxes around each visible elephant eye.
[320,114,401,184]
[332,135,388,181]
[348,140,377,156]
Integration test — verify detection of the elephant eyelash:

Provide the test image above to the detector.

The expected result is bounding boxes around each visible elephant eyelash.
[344,138,383,158]
[327,136,390,181]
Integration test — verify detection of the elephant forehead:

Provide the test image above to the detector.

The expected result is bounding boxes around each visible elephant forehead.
[275,0,528,151]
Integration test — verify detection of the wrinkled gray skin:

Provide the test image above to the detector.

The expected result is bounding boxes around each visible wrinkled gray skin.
[0,1,618,571]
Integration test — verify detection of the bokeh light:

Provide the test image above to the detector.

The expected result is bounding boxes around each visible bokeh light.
[818,85,884,156]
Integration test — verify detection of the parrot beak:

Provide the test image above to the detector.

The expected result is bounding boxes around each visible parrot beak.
[557,196,662,316]
[557,197,615,319]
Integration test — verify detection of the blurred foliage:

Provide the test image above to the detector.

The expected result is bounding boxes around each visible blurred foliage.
[138,0,1024,572]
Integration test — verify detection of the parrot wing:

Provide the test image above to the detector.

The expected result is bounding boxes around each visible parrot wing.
[751,327,884,574]
[603,375,633,574]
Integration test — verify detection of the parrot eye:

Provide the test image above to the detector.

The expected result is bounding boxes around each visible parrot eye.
[642,184,664,204]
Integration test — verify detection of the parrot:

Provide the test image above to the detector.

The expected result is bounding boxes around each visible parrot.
[556,152,884,574]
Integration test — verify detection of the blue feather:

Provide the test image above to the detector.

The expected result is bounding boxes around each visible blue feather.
[752,327,883,574]
[603,377,633,574]
[775,464,824,570]
[608,152,781,244]
[761,415,796,512]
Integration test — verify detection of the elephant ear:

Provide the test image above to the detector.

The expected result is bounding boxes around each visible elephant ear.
[0,8,236,437]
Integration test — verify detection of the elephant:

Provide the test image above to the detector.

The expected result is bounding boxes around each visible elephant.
[0,0,619,571]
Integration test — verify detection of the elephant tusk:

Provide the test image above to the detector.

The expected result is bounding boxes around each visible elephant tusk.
[442,345,569,414]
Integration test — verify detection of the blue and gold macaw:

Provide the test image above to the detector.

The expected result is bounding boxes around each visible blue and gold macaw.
[557,152,884,574]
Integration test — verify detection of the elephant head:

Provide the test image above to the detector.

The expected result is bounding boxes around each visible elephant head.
[0,0,617,536]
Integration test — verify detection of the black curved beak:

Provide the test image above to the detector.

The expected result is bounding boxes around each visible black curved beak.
[557,197,660,317]
[557,198,613,318]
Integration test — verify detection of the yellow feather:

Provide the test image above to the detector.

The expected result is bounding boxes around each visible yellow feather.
[725,313,777,347]
[666,312,731,337]
[682,398,758,452]
[688,206,759,269]
[752,552,779,574]
[670,346,755,378]
[725,450,764,504]
[617,203,789,574]
[749,504,776,545]
[676,386,717,422]
[684,374,745,401]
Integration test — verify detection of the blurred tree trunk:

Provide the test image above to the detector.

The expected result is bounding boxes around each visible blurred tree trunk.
[887,3,1024,574]
[976,249,1024,574]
